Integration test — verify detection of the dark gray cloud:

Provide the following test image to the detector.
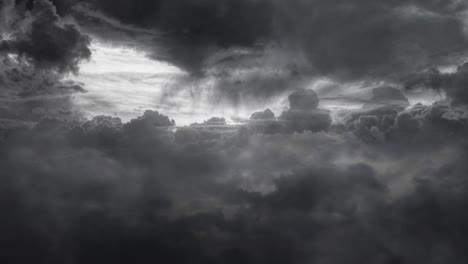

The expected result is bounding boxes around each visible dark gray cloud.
[244,89,332,134]
[343,100,468,144]
[363,86,410,110]
[0,0,91,124]
[1,0,91,73]
[278,89,332,133]
[1,102,468,263]
[79,0,272,74]
[276,0,468,79]
[70,0,468,80]
[0,59,87,122]
[250,108,275,120]
[59,0,468,106]
[2,0,468,263]
[405,63,468,105]
[288,88,319,111]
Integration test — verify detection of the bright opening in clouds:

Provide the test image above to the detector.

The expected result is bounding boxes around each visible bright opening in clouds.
[71,41,188,122]
[71,41,290,125]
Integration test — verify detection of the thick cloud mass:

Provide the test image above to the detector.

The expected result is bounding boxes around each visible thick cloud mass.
[276,0,468,79]
[68,0,468,80]
[81,0,272,73]
[278,89,332,133]
[0,0,91,124]
[2,86,468,263]
[1,0,91,73]
[250,108,275,120]
[406,63,468,105]
[58,0,468,105]
[93,0,272,47]
[1,100,468,263]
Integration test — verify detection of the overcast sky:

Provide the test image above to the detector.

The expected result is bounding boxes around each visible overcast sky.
[1,0,468,263]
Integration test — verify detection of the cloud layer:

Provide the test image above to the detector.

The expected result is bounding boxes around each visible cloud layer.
[1,0,91,73]
[1,88,468,263]
[69,0,468,79]
[2,1,468,263]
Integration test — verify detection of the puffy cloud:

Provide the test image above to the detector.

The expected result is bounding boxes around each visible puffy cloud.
[124,110,175,129]
[250,108,275,120]
[278,89,332,133]
[200,117,227,126]
[243,89,332,134]
[342,100,468,143]
[364,86,410,110]
[288,88,319,111]
[343,106,398,142]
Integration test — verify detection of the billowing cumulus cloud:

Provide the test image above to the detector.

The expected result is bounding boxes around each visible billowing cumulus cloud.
[1,99,468,263]
[250,108,275,120]
[1,0,91,73]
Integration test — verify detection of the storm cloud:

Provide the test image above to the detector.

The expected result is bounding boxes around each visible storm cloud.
[66,0,468,80]
[53,0,468,106]
[2,0,468,263]
[1,97,468,263]
[405,63,468,105]
[1,0,91,73]
[0,0,91,124]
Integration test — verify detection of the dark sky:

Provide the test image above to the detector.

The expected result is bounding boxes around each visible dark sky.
[1,0,468,263]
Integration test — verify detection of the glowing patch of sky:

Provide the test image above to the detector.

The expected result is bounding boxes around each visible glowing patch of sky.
[71,41,445,126]
[71,41,187,122]
[71,41,283,125]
